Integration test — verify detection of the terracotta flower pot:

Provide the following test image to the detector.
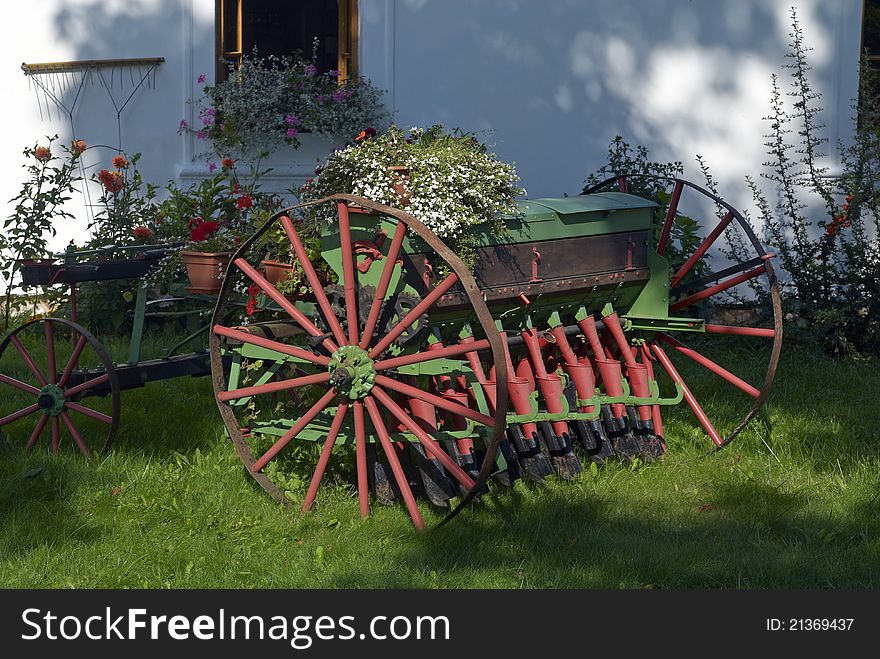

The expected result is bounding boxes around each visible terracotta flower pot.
[180,250,231,294]
[262,259,294,285]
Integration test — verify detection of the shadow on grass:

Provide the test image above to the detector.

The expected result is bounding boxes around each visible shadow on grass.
[329,475,879,588]
[0,447,103,555]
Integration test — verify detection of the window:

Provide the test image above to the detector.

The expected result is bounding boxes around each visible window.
[215,0,358,82]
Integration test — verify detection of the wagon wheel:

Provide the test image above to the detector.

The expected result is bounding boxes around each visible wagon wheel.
[583,175,783,448]
[210,194,508,530]
[0,318,120,456]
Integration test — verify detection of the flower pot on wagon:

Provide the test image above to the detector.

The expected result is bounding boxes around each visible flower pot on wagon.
[180,250,231,294]
[261,259,294,285]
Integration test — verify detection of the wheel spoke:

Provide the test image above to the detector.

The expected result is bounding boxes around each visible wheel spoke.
[280,215,347,347]
[373,338,491,371]
[353,401,369,517]
[60,411,90,457]
[656,180,684,255]
[234,258,338,353]
[372,386,476,490]
[651,342,723,446]
[45,321,57,383]
[65,401,113,425]
[213,325,330,367]
[0,373,41,396]
[364,396,425,530]
[670,263,769,312]
[670,255,770,296]
[50,416,60,455]
[219,372,330,402]
[0,404,41,427]
[301,402,349,513]
[58,336,88,387]
[63,372,110,399]
[359,220,407,349]
[10,336,48,387]
[368,273,460,358]
[337,203,360,345]
[26,415,49,451]
[670,211,735,287]
[705,324,775,338]
[658,333,760,398]
[251,389,337,472]
[375,375,494,426]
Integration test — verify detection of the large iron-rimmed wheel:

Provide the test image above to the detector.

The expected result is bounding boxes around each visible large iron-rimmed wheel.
[583,175,783,448]
[210,195,509,530]
[0,318,120,456]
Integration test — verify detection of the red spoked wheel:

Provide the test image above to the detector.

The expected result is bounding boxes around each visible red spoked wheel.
[583,175,783,448]
[210,195,508,529]
[0,318,120,456]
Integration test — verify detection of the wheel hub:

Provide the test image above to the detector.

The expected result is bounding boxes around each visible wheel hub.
[328,345,375,400]
[37,384,65,416]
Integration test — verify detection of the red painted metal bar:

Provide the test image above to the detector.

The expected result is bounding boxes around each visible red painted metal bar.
[656,180,684,256]
[50,416,60,455]
[658,333,760,398]
[0,373,40,396]
[65,401,113,425]
[373,338,491,372]
[603,312,638,367]
[368,273,460,358]
[520,328,549,378]
[670,264,768,312]
[460,336,489,382]
[375,375,494,426]
[550,325,578,365]
[353,401,369,517]
[301,401,349,513]
[218,372,330,402]
[641,344,664,440]
[651,343,723,447]
[26,415,49,451]
[251,389,337,472]
[0,403,40,427]
[704,324,775,338]
[578,316,606,362]
[670,211,735,287]
[45,321,57,383]
[359,220,406,350]
[63,373,110,399]
[372,386,476,490]
[10,336,48,387]
[60,411,90,457]
[234,258,338,353]
[364,396,425,530]
[337,203,360,345]
[58,336,88,387]
[212,325,330,367]
[280,215,347,347]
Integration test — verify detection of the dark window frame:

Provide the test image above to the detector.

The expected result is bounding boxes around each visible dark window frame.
[214,0,358,83]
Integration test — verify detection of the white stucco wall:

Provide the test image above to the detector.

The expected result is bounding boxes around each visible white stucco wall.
[360,0,863,201]
[0,0,865,256]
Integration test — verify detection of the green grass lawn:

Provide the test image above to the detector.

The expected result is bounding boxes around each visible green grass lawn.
[1,331,878,588]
